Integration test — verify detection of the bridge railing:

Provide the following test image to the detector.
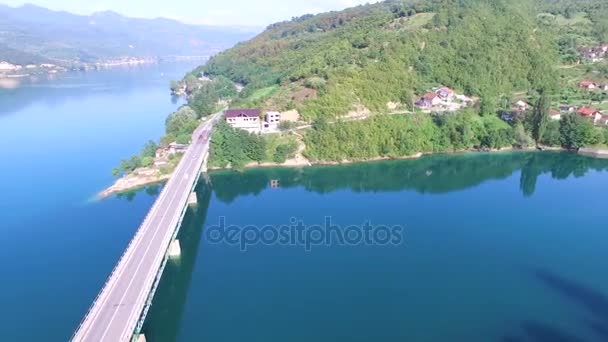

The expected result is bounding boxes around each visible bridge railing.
[71,131,203,340]
[72,112,220,341]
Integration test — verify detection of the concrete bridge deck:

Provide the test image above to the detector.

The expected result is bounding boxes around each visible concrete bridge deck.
[72,113,220,342]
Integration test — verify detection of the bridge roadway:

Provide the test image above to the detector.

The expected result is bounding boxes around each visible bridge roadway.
[72,112,221,342]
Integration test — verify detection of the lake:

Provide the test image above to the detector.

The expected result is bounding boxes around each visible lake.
[1,67,608,342]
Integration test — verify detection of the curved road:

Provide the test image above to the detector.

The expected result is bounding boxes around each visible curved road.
[72,113,221,342]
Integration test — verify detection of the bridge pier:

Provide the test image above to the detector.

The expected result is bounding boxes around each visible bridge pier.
[135,333,147,342]
[187,191,197,206]
[168,240,181,259]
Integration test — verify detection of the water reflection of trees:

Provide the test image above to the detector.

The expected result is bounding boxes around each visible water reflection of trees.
[210,152,608,203]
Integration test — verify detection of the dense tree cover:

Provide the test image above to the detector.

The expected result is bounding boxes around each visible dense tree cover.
[559,113,603,148]
[304,112,519,161]
[163,106,198,145]
[188,76,237,117]
[200,0,558,120]
[209,122,267,170]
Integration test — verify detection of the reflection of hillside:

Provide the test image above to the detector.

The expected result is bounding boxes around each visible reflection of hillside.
[0,63,191,115]
[211,152,608,203]
[142,181,212,342]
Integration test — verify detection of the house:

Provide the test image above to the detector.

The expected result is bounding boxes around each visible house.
[225,109,261,131]
[549,109,561,121]
[0,61,18,71]
[415,93,441,108]
[599,84,608,91]
[579,81,597,90]
[168,142,189,155]
[577,107,603,124]
[514,100,530,112]
[597,115,608,126]
[263,111,281,129]
[559,105,576,113]
[435,87,455,100]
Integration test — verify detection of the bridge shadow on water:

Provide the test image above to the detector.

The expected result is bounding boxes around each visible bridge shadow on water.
[500,269,608,342]
[140,180,213,342]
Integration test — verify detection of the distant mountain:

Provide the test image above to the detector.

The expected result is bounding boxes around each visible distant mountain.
[0,4,259,65]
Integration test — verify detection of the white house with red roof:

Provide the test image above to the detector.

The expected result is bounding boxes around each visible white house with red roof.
[225,109,261,131]
[577,107,603,124]
[415,92,441,108]
[549,109,561,121]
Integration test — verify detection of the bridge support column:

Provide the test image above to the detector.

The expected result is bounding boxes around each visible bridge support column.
[168,239,181,259]
[187,192,197,206]
[135,333,147,342]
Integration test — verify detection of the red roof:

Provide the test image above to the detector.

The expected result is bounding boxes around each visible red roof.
[579,81,596,87]
[549,109,560,116]
[423,92,438,100]
[577,107,599,116]
[225,109,261,118]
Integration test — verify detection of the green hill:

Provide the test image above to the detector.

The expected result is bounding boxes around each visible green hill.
[195,0,572,120]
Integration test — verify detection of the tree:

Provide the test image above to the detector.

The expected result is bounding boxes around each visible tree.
[530,93,550,145]
[166,106,198,138]
[559,113,600,149]
[140,140,158,159]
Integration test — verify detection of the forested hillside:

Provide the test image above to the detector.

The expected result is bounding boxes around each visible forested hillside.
[195,0,581,120]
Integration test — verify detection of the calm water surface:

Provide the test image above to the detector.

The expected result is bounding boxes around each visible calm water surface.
[1,67,608,342]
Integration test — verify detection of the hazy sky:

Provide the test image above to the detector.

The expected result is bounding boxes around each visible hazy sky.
[1,0,376,26]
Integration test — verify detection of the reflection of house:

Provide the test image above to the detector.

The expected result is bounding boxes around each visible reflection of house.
[264,111,281,129]
[225,109,261,130]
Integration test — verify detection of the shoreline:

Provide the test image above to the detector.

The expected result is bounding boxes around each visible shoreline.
[99,146,583,198]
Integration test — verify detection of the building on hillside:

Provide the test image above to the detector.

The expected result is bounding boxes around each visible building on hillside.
[263,111,281,130]
[168,142,189,155]
[597,115,608,126]
[225,109,261,131]
[435,87,455,101]
[579,80,597,90]
[577,107,602,124]
[514,100,530,111]
[415,93,441,108]
[559,105,577,114]
[549,109,561,121]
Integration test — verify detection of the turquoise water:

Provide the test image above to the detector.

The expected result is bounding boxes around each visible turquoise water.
[146,153,608,342]
[0,64,193,341]
[2,66,608,342]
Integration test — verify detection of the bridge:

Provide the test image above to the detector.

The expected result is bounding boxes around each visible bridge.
[72,112,223,342]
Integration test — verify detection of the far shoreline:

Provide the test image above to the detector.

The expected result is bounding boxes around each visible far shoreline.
[98,146,593,199]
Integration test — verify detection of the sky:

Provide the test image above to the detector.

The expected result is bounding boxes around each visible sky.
[1,0,377,27]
